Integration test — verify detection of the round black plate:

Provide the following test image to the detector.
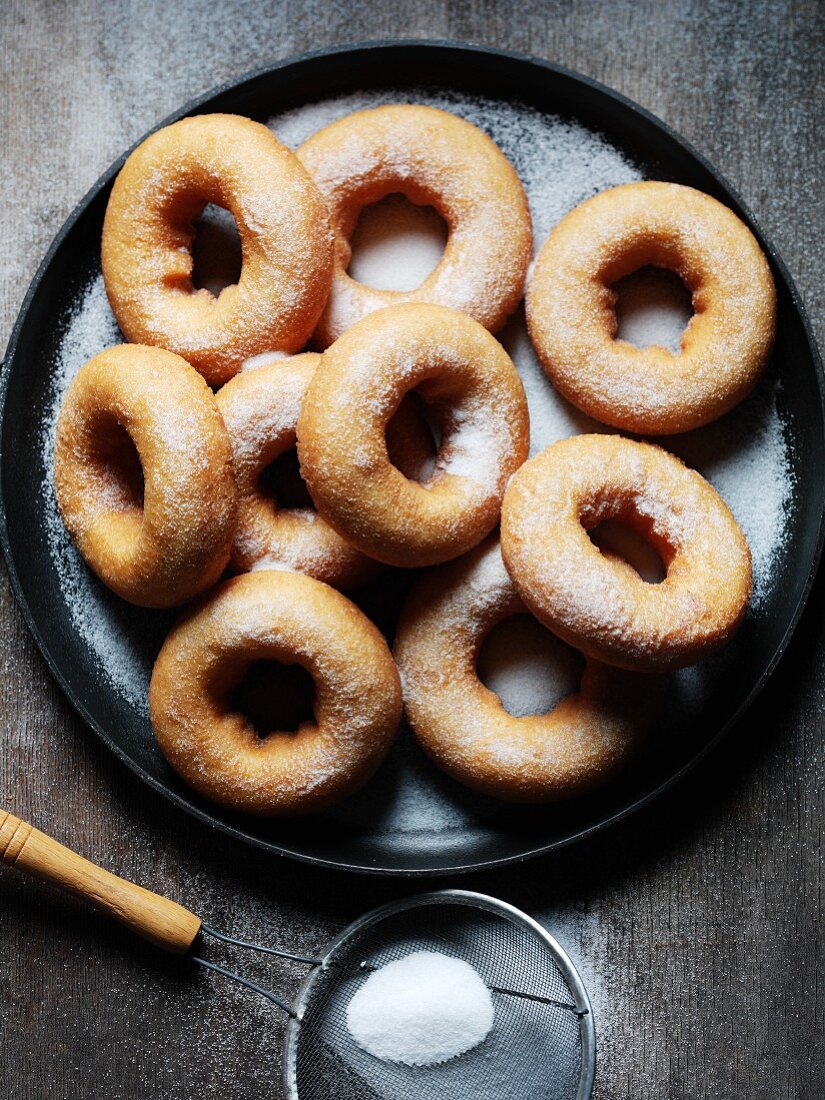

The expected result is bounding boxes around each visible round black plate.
[1,42,822,875]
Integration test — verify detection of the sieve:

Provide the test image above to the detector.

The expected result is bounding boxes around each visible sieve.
[0,808,595,1099]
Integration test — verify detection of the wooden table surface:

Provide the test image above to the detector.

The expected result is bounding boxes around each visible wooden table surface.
[1,2,823,1097]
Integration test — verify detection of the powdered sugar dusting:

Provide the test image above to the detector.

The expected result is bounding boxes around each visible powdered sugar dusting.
[36,91,796,782]
[241,349,291,371]
[499,305,793,606]
[248,557,292,572]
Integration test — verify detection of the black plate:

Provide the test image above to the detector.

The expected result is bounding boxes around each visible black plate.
[2,42,823,875]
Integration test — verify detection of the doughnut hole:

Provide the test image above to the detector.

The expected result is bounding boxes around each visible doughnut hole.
[586,517,667,584]
[259,447,314,511]
[477,614,584,717]
[613,265,694,354]
[191,203,243,296]
[85,416,145,513]
[576,473,674,583]
[385,392,440,484]
[390,377,485,487]
[258,394,440,509]
[348,193,448,291]
[230,658,316,738]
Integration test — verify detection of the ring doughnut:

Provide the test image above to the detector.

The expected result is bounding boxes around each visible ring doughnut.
[54,344,236,608]
[500,434,752,671]
[149,570,402,815]
[394,538,663,802]
[297,303,530,568]
[297,104,532,347]
[215,352,433,587]
[102,113,334,387]
[526,181,777,434]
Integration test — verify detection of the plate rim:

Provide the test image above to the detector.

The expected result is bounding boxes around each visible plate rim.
[2,38,823,876]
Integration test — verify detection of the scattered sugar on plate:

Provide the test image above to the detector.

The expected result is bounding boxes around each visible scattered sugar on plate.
[346,950,494,1066]
[36,88,797,780]
[39,275,163,710]
[664,384,795,609]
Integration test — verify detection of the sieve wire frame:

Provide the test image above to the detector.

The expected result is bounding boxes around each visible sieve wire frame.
[281,889,596,1100]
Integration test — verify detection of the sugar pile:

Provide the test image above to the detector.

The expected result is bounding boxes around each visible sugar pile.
[346,951,494,1066]
[38,87,795,770]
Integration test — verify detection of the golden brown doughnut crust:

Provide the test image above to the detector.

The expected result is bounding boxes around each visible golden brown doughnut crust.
[54,344,236,608]
[102,113,334,386]
[500,434,752,672]
[215,352,433,587]
[395,538,663,802]
[526,181,777,435]
[297,303,530,568]
[297,104,532,347]
[149,570,402,815]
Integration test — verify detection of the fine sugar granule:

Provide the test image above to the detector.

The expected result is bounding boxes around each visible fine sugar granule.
[346,950,495,1066]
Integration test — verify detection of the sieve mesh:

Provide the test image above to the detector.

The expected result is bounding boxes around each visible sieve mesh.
[284,895,592,1100]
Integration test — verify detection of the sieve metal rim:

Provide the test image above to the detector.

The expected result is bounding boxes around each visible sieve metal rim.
[282,888,596,1100]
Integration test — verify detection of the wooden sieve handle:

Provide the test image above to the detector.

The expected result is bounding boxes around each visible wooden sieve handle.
[0,808,202,954]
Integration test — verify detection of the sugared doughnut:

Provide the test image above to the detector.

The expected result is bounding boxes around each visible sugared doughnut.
[149,570,402,815]
[500,434,752,671]
[297,104,532,347]
[54,344,236,608]
[526,181,777,434]
[394,538,663,802]
[102,113,334,387]
[215,352,433,587]
[297,303,530,568]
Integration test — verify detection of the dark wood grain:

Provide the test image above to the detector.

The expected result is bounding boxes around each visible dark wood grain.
[1,1,823,1097]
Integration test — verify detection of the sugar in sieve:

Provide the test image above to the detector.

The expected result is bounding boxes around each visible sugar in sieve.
[0,808,594,1099]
